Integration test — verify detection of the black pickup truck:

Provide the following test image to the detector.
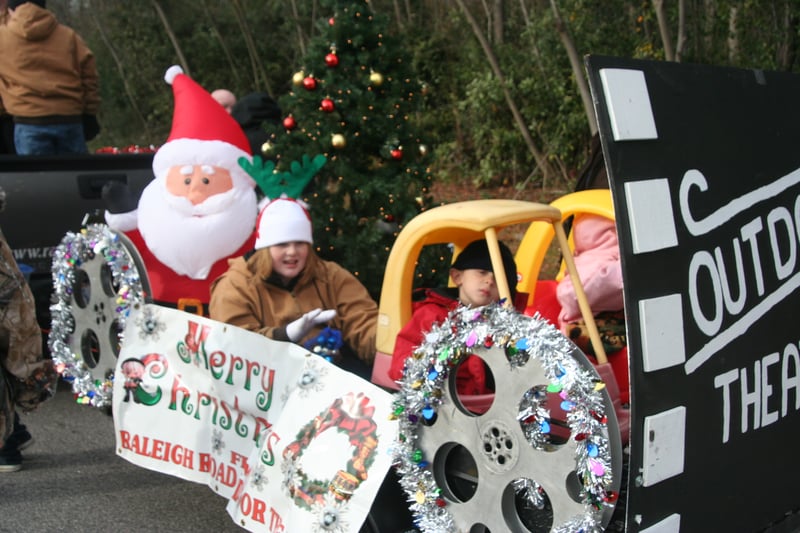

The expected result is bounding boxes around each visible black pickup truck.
[0,153,154,333]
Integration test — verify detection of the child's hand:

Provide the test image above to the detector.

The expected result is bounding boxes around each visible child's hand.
[286,308,337,342]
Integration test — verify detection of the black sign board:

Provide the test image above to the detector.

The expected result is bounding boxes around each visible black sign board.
[585,55,800,532]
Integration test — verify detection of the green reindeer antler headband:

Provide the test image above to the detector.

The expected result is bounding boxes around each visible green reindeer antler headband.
[238,153,327,200]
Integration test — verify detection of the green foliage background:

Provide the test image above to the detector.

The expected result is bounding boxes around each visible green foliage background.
[47,0,800,192]
[38,0,800,296]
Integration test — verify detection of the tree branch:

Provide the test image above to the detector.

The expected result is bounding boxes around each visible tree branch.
[454,0,555,183]
[550,0,597,134]
[89,7,150,139]
[151,0,190,76]
[652,0,675,61]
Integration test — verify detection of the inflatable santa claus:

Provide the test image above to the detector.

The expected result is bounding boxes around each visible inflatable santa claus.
[103,66,258,314]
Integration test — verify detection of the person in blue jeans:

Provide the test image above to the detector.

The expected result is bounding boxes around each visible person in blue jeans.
[12,123,88,155]
[0,0,100,155]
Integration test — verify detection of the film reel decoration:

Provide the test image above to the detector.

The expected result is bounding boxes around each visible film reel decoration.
[391,304,622,532]
[49,224,150,408]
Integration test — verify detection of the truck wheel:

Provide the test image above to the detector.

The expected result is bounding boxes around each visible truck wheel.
[393,310,623,532]
[49,224,150,408]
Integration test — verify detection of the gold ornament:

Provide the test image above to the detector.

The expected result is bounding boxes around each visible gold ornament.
[332,133,346,149]
[369,70,384,86]
[261,141,274,154]
[418,144,428,156]
[292,71,305,86]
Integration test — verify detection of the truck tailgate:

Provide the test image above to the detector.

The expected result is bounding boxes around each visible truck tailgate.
[0,153,154,275]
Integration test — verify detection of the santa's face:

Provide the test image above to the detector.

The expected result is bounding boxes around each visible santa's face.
[165,164,233,206]
[137,166,257,279]
[269,241,309,284]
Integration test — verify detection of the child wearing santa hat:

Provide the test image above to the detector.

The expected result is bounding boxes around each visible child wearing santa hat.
[209,198,377,378]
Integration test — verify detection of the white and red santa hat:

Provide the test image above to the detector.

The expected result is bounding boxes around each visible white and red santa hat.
[254,197,313,249]
[152,65,254,190]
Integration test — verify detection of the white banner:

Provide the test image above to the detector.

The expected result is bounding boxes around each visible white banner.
[113,304,398,532]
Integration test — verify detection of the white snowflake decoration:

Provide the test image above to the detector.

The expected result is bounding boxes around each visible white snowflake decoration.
[312,493,349,532]
[136,305,166,341]
[250,464,268,491]
[282,357,329,403]
[211,429,226,455]
[281,450,302,496]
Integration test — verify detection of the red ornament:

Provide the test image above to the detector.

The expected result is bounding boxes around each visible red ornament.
[390,148,403,160]
[283,116,296,130]
[325,53,339,67]
[320,98,335,113]
[384,214,395,222]
[302,76,317,90]
[328,17,335,25]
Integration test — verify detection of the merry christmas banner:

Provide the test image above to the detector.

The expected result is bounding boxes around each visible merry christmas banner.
[113,304,398,532]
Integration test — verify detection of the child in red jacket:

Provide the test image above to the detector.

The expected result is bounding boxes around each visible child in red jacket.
[389,239,518,395]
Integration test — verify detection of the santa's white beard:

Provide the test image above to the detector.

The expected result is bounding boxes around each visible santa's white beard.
[137,182,257,279]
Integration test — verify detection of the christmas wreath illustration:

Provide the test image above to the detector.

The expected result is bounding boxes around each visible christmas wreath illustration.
[282,392,379,510]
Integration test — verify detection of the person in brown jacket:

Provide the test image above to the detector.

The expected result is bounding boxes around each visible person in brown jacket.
[210,198,377,379]
[0,0,15,154]
[0,0,100,155]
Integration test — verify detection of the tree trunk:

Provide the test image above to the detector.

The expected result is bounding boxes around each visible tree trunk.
[492,0,505,45]
[289,0,308,58]
[652,0,675,61]
[727,4,739,64]
[550,0,597,135]
[89,8,150,139]
[391,0,405,30]
[703,0,716,59]
[151,0,190,76]
[518,0,531,29]
[777,1,798,70]
[675,0,686,62]
[230,0,273,97]
[199,0,243,88]
[403,0,413,23]
[454,0,556,184]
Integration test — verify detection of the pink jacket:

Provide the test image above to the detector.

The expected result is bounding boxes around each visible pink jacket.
[556,215,624,324]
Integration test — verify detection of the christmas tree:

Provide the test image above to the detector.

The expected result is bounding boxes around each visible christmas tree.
[262,0,446,299]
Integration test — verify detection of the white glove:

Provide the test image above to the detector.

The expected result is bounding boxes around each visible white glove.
[286,308,337,342]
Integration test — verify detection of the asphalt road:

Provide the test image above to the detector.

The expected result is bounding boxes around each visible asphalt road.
[0,379,243,533]
[4,360,799,533]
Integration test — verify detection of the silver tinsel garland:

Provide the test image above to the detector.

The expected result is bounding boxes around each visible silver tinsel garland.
[390,303,616,532]
[48,224,147,407]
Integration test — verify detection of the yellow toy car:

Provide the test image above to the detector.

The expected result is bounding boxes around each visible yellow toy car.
[372,195,616,389]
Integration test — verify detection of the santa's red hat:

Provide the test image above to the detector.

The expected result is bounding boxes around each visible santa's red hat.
[152,66,254,190]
